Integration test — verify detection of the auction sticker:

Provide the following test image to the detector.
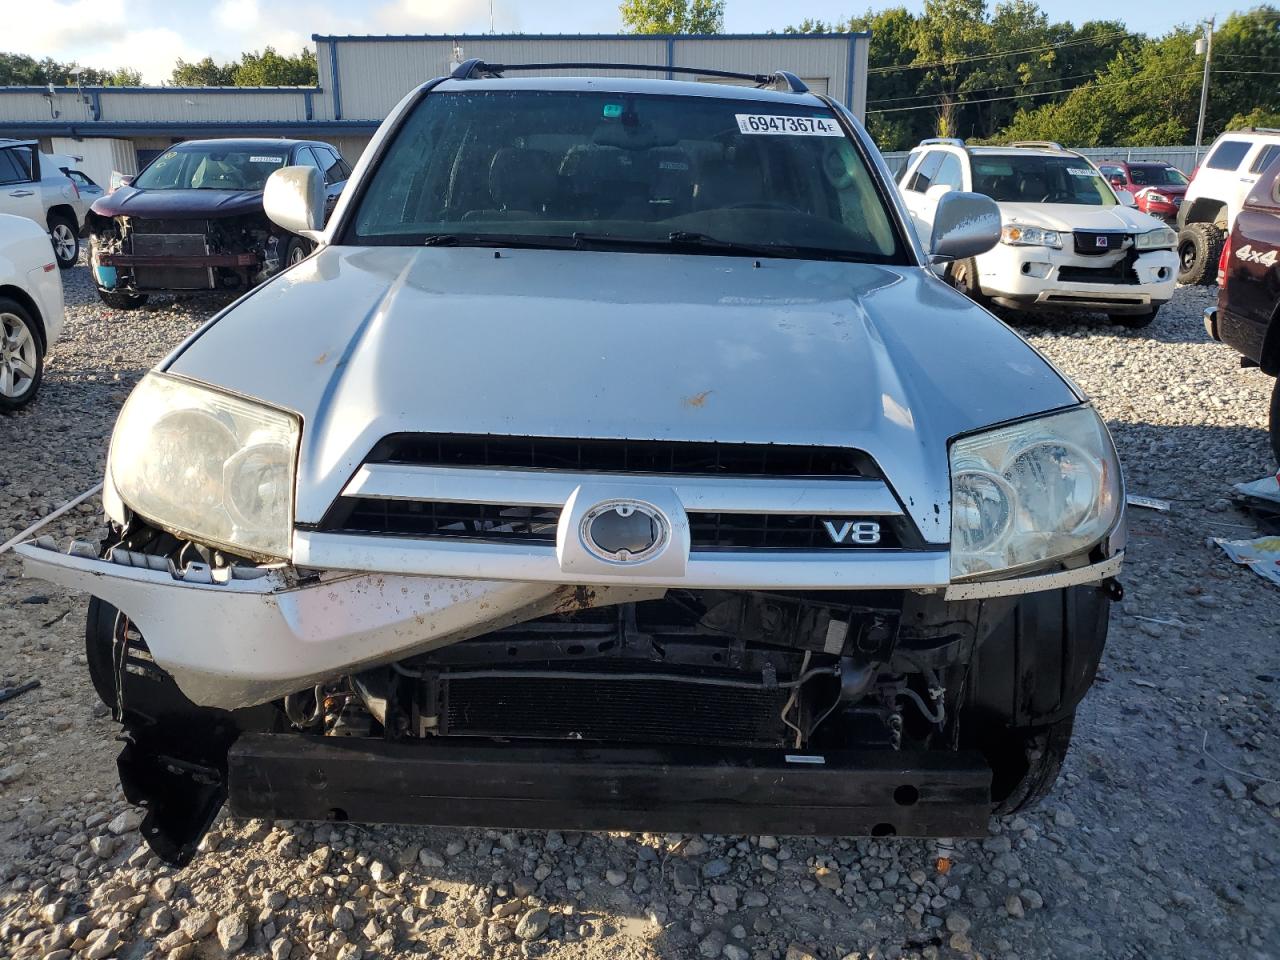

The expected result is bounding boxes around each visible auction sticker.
[250,155,286,164]
[736,114,843,136]
[1066,167,1098,177]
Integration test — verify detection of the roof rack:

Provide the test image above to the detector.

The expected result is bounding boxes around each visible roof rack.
[448,58,810,93]
[918,137,965,147]
[1010,140,1067,152]
[1240,126,1280,134]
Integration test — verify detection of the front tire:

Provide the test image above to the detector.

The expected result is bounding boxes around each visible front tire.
[0,296,44,410]
[1177,223,1224,286]
[285,236,312,267]
[948,257,988,306]
[96,287,149,310]
[48,214,79,269]
[1109,306,1159,329]
[989,716,1076,815]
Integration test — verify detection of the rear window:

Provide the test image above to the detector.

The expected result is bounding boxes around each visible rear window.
[348,89,905,264]
[1205,140,1251,171]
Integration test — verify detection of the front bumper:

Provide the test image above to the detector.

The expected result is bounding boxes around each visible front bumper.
[18,536,1123,709]
[978,244,1177,314]
[228,734,993,839]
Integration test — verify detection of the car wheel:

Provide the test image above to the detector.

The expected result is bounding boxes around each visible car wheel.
[948,257,988,305]
[48,214,79,269]
[285,237,312,267]
[0,297,44,411]
[988,715,1077,815]
[1109,306,1158,329]
[96,287,149,310]
[1176,223,1224,286]
[1270,377,1280,466]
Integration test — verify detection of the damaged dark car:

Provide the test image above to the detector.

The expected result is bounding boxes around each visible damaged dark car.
[86,138,349,309]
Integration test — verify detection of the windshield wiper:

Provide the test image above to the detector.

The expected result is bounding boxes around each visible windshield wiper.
[420,233,575,249]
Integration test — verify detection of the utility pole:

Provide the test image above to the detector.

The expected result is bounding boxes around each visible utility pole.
[1195,16,1215,163]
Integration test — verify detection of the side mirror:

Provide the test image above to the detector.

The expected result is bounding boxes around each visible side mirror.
[1115,189,1137,207]
[264,166,325,237]
[928,191,1001,263]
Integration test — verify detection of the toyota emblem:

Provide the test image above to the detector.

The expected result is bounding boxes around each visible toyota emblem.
[580,500,669,563]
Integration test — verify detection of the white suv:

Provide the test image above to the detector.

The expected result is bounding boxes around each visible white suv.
[899,139,1178,328]
[1177,127,1280,285]
[0,139,83,269]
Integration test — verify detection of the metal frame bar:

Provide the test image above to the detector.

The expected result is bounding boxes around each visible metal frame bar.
[312,32,870,42]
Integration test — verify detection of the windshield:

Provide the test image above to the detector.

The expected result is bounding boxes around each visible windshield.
[348,90,905,263]
[971,155,1117,206]
[133,147,289,191]
[1129,165,1189,187]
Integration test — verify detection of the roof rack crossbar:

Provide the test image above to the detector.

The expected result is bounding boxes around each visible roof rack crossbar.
[1011,140,1067,152]
[449,59,809,93]
[919,137,965,147]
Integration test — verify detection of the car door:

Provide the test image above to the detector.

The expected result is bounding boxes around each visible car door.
[1221,167,1280,360]
[0,144,47,226]
[899,150,947,244]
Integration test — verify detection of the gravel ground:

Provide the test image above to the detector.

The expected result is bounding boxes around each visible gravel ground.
[0,266,1277,960]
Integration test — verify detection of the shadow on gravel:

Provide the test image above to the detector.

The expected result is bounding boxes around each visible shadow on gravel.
[992,288,1220,347]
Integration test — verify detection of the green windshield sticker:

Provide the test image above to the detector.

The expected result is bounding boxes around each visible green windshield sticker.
[603,103,623,119]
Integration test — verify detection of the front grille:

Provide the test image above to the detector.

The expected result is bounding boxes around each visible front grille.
[1057,264,1139,285]
[324,498,904,550]
[131,233,208,257]
[441,671,787,746]
[332,498,559,542]
[1072,231,1129,256]
[369,433,874,478]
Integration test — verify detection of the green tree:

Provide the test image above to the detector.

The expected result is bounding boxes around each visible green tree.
[171,56,237,86]
[619,0,725,34]
[231,47,317,86]
[0,52,140,86]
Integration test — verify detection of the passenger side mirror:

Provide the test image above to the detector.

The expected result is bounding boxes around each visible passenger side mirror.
[1114,189,1137,207]
[928,191,1001,263]
[264,165,325,238]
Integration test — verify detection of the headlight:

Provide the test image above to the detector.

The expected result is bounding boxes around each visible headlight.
[1134,226,1177,250]
[950,406,1121,580]
[109,373,300,560]
[1000,224,1062,248]
[1145,192,1169,205]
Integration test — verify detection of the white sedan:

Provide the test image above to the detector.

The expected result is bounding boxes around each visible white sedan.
[0,213,64,408]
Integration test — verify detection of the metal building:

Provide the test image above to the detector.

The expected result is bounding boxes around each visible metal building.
[0,32,869,187]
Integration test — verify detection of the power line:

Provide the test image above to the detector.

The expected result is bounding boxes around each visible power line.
[867,29,1136,76]
[867,70,1102,105]
[867,68,1203,114]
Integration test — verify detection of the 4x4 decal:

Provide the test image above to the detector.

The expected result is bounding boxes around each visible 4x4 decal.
[1235,243,1279,268]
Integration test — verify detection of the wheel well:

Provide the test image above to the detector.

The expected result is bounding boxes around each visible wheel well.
[0,285,47,351]
[1261,303,1280,377]
[1182,198,1227,229]
[46,204,79,232]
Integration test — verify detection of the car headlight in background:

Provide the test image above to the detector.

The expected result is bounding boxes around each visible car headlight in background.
[1000,224,1062,248]
[950,406,1121,580]
[1144,192,1170,205]
[1134,226,1177,251]
[109,373,300,560]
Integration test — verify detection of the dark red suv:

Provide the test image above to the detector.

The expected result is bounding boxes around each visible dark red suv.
[1204,162,1280,463]
[1098,161,1190,222]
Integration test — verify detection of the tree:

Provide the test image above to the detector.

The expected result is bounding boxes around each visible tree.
[0,52,140,87]
[171,57,237,86]
[620,0,725,34]
[231,47,317,86]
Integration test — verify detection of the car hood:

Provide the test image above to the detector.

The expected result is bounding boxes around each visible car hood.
[1134,184,1188,198]
[164,246,1079,542]
[90,186,264,219]
[997,202,1167,233]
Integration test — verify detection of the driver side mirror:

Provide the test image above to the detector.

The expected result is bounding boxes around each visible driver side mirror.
[1115,189,1137,207]
[928,191,1001,263]
[264,165,325,238]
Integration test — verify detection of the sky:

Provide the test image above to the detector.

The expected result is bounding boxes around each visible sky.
[9,0,1236,85]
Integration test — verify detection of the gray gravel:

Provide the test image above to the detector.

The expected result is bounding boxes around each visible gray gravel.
[1,269,1277,960]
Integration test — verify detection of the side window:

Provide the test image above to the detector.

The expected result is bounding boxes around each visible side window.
[295,147,324,172]
[1250,143,1280,174]
[906,151,944,193]
[0,146,35,184]
[933,153,964,190]
[1099,165,1123,180]
[0,150,24,185]
[318,147,347,185]
[1205,139,1251,171]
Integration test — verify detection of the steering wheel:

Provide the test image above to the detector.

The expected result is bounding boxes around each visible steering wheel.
[727,201,804,213]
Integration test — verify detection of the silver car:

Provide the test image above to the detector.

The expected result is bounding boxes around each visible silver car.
[22,62,1125,864]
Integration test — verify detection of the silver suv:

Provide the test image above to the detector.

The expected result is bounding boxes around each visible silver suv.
[21,62,1126,863]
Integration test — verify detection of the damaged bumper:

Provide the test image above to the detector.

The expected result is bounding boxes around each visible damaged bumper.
[18,536,1122,710]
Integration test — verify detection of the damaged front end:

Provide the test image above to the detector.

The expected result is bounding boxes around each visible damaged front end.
[88,213,287,296]
[19,511,1097,865]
